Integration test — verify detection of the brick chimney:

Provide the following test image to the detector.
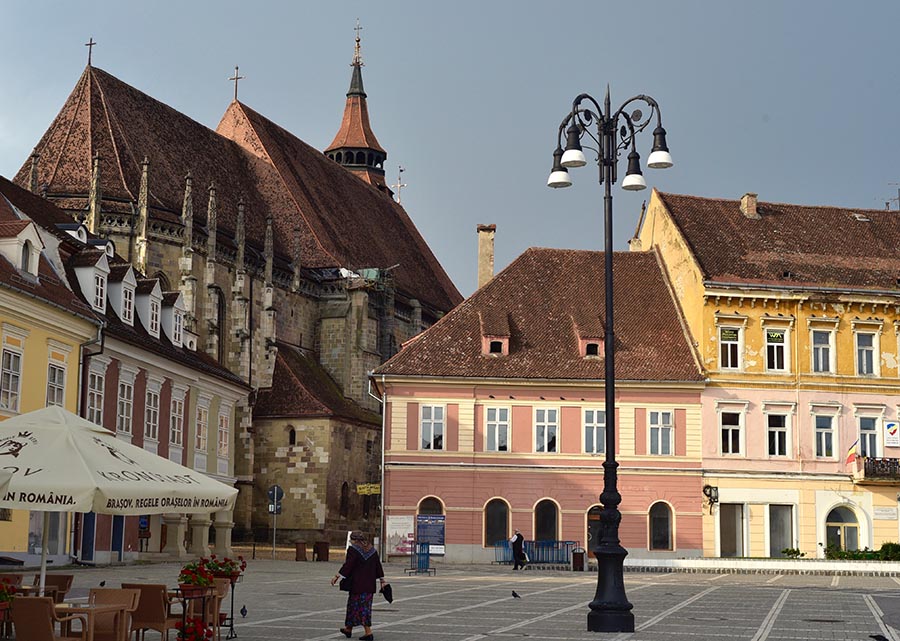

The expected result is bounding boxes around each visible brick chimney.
[477,224,496,290]
[740,193,760,219]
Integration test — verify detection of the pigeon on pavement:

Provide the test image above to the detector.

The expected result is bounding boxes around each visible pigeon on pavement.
[512,591,521,599]
[240,605,248,618]
[869,635,889,641]
[99,581,106,587]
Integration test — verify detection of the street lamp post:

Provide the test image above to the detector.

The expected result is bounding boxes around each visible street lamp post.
[548,87,672,633]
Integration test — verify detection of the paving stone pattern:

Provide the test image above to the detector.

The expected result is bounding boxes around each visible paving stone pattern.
[56,561,900,641]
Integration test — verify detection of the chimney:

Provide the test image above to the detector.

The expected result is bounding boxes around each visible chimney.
[476,224,496,289]
[740,193,760,219]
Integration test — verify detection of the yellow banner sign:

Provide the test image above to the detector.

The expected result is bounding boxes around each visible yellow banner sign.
[356,483,381,495]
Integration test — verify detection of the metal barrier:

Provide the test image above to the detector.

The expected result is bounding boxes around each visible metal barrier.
[493,540,577,565]
[405,542,436,575]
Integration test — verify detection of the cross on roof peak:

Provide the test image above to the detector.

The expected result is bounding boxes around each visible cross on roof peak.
[229,66,245,102]
[352,19,364,67]
[85,38,96,66]
[391,166,407,204]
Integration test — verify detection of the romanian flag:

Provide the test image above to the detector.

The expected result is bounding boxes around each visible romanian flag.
[845,438,859,465]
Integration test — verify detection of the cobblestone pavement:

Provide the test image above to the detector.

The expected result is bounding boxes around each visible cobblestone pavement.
[55,560,900,641]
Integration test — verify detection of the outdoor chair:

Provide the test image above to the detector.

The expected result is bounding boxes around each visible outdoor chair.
[11,596,86,641]
[89,588,140,641]
[33,574,73,603]
[186,578,229,641]
[121,583,180,641]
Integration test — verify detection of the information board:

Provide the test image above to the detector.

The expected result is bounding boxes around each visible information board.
[416,514,446,555]
[885,421,900,448]
[386,515,415,555]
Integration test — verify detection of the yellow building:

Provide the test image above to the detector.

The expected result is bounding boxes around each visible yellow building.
[637,190,900,557]
[0,180,100,561]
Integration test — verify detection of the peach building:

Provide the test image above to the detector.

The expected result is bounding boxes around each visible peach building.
[373,248,705,563]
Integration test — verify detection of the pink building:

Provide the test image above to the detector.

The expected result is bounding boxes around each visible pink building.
[373,248,705,563]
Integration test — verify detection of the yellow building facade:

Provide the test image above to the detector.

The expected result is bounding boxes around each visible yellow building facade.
[638,190,900,557]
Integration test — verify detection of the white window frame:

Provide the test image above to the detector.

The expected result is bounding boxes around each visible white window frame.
[810,327,836,374]
[716,401,748,456]
[854,330,879,377]
[87,371,104,425]
[649,410,674,456]
[0,348,22,413]
[170,395,184,447]
[485,406,509,452]
[766,413,790,457]
[144,387,160,441]
[173,311,184,347]
[584,408,606,454]
[718,326,742,371]
[46,362,65,407]
[859,415,880,458]
[149,300,161,336]
[116,380,133,435]
[764,327,788,373]
[93,272,106,311]
[217,411,230,457]
[420,404,445,451]
[196,404,209,451]
[814,414,835,459]
[122,286,135,325]
[534,407,559,453]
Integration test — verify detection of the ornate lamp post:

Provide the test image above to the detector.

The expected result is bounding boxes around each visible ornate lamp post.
[548,87,672,633]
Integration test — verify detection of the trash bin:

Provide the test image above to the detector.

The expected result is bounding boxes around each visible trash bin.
[294,541,307,561]
[572,547,586,571]
[313,541,330,562]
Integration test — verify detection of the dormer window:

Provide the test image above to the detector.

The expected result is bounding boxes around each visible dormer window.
[173,311,183,347]
[482,335,509,356]
[149,300,160,335]
[489,340,503,354]
[20,241,31,272]
[122,287,134,325]
[585,342,600,357]
[93,272,106,311]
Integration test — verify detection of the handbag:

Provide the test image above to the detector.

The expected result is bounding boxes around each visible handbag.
[339,576,351,591]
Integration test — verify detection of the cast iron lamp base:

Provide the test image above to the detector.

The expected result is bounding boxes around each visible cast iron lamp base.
[587,543,634,633]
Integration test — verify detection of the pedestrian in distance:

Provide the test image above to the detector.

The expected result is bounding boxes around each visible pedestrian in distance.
[510,528,527,570]
[331,530,387,641]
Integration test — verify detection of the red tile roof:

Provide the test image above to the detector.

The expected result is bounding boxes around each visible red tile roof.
[657,191,900,292]
[254,342,380,424]
[376,248,702,381]
[325,93,386,155]
[16,66,461,313]
[0,221,31,238]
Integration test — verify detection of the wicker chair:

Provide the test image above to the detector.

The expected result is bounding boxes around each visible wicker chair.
[121,583,180,641]
[11,596,86,641]
[32,574,73,604]
[89,588,140,641]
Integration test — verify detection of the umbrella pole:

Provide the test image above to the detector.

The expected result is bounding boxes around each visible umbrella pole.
[39,512,50,596]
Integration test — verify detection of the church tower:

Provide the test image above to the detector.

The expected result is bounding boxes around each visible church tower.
[324,25,388,188]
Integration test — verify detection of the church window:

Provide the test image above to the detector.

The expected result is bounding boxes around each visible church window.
[367,152,374,166]
[289,427,296,445]
[356,151,365,164]
[336,152,343,163]
[340,482,349,518]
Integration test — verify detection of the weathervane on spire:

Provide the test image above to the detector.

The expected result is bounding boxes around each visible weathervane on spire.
[353,18,364,67]
[85,38,96,66]
[229,66,245,102]
[391,166,407,204]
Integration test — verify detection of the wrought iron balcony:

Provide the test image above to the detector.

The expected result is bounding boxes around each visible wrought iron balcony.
[854,457,900,484]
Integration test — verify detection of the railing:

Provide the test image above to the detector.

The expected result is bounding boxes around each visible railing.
[861,457,900,482]
[492,540,578,565]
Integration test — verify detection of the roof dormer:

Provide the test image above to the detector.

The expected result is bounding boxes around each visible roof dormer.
[71,249,109,313]
[571,313,604,358]
[55,222,88,244]
[0,220,44,279]
[87,238,115,258]
[161,292,186,348]
[107,264,137,326]
[135,278,163,338]
[479,310,510,357]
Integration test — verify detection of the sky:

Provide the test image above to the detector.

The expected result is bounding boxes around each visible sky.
[2,2,900,298]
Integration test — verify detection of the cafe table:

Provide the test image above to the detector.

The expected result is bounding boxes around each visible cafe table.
[17,585,58,599]
[55,602,128,641]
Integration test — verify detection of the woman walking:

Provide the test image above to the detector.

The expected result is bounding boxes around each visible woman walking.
[331,531,387,641]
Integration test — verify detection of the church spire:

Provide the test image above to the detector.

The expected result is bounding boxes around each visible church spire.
[324,22,388,189]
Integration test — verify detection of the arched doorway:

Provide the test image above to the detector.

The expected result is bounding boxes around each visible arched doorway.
[826,506,859,552]
[649,502,673,550]
[534,499,558,541]
[484,499,509,547]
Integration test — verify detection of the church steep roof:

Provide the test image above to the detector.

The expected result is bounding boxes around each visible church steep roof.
[15,66,461,313]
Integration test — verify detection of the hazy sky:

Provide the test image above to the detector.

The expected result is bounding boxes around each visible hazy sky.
[3,2,900,297]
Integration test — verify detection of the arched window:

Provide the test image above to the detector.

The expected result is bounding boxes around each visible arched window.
[356,152,365,164]
[826,506,859,551]
[362,495,371,520]
[288,428,296,446]
[336,152,343,164]
[214,288,227,364]
[418,497,443,515]
[152,271,171,291]
[340,482,349,518]
[484,499,509,547]
[649,502,673,550]
[534,499,558,541]
[20,241,31,272]
[367,152,374,166]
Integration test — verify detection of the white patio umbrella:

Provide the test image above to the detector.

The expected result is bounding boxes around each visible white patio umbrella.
[0,406,238,591]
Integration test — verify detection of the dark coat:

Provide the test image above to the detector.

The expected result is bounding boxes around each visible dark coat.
[338,544,385,595]
[510,533,525,559]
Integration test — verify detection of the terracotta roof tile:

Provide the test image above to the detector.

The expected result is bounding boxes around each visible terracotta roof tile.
[0,221,32,238]
[657,191,900,292]
[254,342,380,424]
[376,248,702,381]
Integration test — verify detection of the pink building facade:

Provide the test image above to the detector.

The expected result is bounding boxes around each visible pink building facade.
[373,249,706,563]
